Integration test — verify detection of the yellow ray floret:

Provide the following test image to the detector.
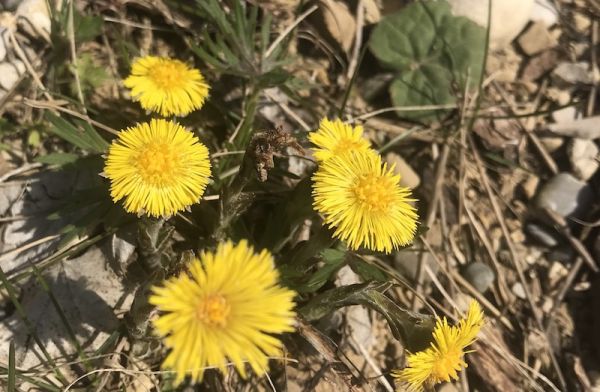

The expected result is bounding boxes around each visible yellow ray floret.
[392,301,485,391]
[312,149,418,253]
[104,118,211,218]
[149,240,296,385]
[309,118,372,161]
[124,56,210,117]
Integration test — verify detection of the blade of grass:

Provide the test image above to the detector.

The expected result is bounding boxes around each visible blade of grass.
[0,266,69,385]
[8,342,15,392]
[0,365,61,392]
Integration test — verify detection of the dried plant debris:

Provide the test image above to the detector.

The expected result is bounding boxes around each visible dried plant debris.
[0,0,599,390]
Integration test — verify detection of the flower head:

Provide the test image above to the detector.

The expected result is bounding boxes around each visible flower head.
[104,118,211,218]
[309,118,371,161]
[312,149,418,253]
[149,240,296,384]
[124,56,209,117]
[393,301,485,391]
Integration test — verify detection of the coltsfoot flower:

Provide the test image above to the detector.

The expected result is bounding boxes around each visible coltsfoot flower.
[104,118,211,218]
[124,56,209,117]
[393,301,485,391]
[309,118,371,161]
[312,149,418,253]
[149,240,296,384]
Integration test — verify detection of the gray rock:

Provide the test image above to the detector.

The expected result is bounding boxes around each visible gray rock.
[552,62,594,85]
[0,246,131,369]
[548,116,600,140]
[0,0,22,11]
[525,223,559,247]
[547,246,575,263]
[568,138,599,181]
[462,262,495,293]
[534,173,594,218]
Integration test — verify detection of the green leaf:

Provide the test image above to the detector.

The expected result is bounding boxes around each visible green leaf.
[35,152,80,166]
[299,281,435,351]
[74,13,103,42]
[301,249,347,293]
[45,112,108,153]
[70,53,108,95]
[369,0,486,120]
[348,255,387,282]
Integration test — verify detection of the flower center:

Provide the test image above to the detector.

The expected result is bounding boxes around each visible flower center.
[196,294,230,327]
[135,142,181,186]
[431,350,463,381]
[352,175,394,212]
[148,62,186,89]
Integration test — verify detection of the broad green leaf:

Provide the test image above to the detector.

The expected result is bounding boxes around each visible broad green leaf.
[70,53,108,96]
[348,255,387,282]
[74,13,103,42]
[369,0,486,120]
[301,249,347,293]
[299,281,435,351]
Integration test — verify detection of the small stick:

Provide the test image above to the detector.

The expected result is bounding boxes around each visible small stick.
[543,208,598,272]
[469,135,567,390]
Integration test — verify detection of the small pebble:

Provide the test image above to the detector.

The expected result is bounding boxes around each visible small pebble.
[512,282,527,299]
[525,223,559,247]
[517,22,556,56]
[552,62,594,85]
[0,60,25,90]
[568,138,599,181]
[534,172,593,218]
[385,152,420,189]
[546,247,575,263]
[462,262,495,293]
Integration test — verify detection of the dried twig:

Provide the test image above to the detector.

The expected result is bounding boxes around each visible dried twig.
[469,135,567,390]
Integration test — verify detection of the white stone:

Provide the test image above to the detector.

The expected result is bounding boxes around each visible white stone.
[530,0,558,26]
[0,27,7,62]
[552,106,578,124]
[549,116,600,140]
[447,0,534,47]
[569,138,599,181]
[16,0,52,41]
[0,59,24,90]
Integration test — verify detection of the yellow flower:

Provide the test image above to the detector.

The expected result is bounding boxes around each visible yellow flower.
[312,149,418,253]
[149,240,296,384]
[124,56,210,117]
[309,118,371,161]
[104,118,211,218]
[393,301,485,392]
